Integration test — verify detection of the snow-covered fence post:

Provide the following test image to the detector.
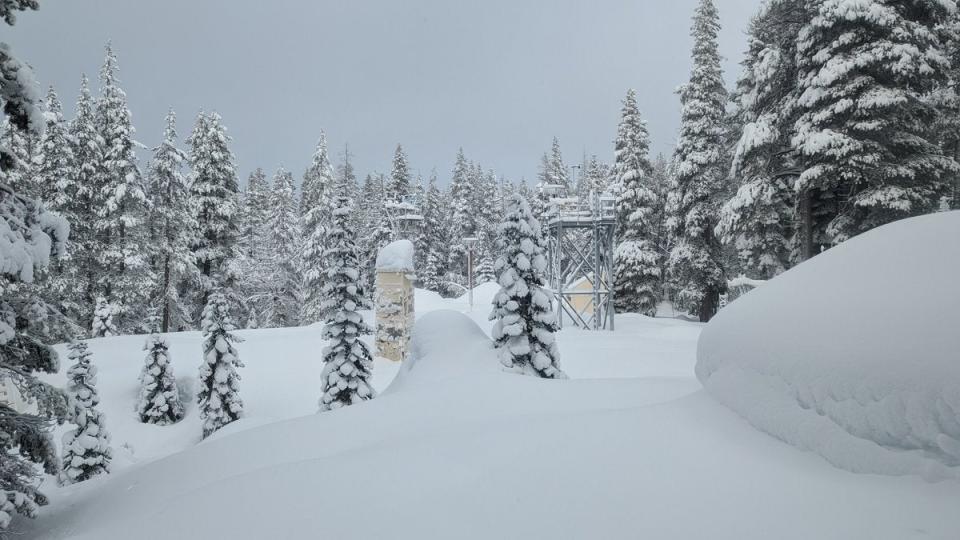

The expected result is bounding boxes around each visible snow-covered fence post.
[375,239,415,362]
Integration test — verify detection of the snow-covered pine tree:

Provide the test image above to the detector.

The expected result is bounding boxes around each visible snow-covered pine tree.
[197,291,244,438]
[59,340,111,484]
[147,109,194,332]
[489,194,565,379]
[31,86,82,323]
[581,155,611,197]
[546,137,568,192]
[318,197,376,412]
[240,168,270,259]
[136,334,184,425]
[66,74,102,324]
[301,132,336,324]
[188,112,242,315]
[411,172,425,208]
[415,171,447,291]
[94,42,152,332]
[649,154,672,278]
[613,89,661,316]
[0,7,70,524]
[360,173,394,295]
[447,148,473,279]
[792,0,957,244]
[474,168,501,284]
[236,167,270,326]
[667,0,729,322]
[717,0,809,277]
[261,167,301,327]
[335,144,358,200]
[90,296,117,338]
[388,143,411,204]
[34,87,73,213]
[933,13,960,210]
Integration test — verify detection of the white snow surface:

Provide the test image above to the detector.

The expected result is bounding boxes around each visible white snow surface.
[698,211,960,480]
[375,239,415,272]
[20,273,960,539]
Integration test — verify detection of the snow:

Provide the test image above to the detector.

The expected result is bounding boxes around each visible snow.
[698,211,960,480]
[726,274,766,289]
[17,261,960,538]
[375,239,415,272]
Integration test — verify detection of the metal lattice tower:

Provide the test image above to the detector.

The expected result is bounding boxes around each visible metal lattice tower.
[544,190,616,330]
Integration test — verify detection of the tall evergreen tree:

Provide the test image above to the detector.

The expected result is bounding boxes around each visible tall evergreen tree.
[318,197,376,412]
[147,110,194,332]
[240,168,270,259]
[66,74,101,324]
[237,167,269,327]
[33,86,81,321]
[792,0,957,244]
[198,292,244,438]
[933,12,960,210]
[474,168,501,284]
[667,0,729,322]
[0,6,70,525]
[489,194,565,379]
[136,334,184,425]
[34,86,73,212]
[94,42,151,332]
[360,173,393,294]
[301,132,336,324]
[613,89,662,316]
[188,112,241,313]
[415,171,447,291]
[717,0,810,278]
[335,144,358,199]
[262,167,301,327]
[388,143,411,204]
[59,340,111,485]
[447,148,473,279]
[546,136,568,191]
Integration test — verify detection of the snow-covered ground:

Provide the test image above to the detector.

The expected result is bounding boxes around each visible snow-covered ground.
[21,226,960,538]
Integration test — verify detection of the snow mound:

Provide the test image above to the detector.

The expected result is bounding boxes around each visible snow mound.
[386,310,499,394]
[697,211,960,480]
[375,239,415,272]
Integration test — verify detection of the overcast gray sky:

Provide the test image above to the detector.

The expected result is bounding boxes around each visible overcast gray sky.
[8,0,759,186]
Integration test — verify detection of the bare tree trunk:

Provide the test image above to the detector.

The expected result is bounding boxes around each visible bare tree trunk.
[699,288,719,323]
[798,188,814,261]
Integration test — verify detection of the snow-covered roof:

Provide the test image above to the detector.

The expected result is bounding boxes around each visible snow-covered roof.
[376,239,415,272]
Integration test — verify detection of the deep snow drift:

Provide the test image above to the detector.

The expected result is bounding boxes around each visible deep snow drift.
[697,211,960,479]
[20,297,960,539]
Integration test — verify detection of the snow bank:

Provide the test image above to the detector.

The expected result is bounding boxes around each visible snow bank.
[375,239,415,272]
[697,211,960,480]
[23,300,960,539]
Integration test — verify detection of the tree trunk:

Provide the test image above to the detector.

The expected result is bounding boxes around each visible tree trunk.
[699,288,719,323]
[798,188,814,261]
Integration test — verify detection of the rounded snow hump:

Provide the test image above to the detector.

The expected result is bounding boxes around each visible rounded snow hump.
[697,211,960,480]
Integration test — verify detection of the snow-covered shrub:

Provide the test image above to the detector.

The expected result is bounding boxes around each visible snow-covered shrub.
[318,197,376,411]
[489,194,565,379]
[60,340,112,484]
[137,334,184,425]
[697,212,960,479]
[197,292,244,438]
